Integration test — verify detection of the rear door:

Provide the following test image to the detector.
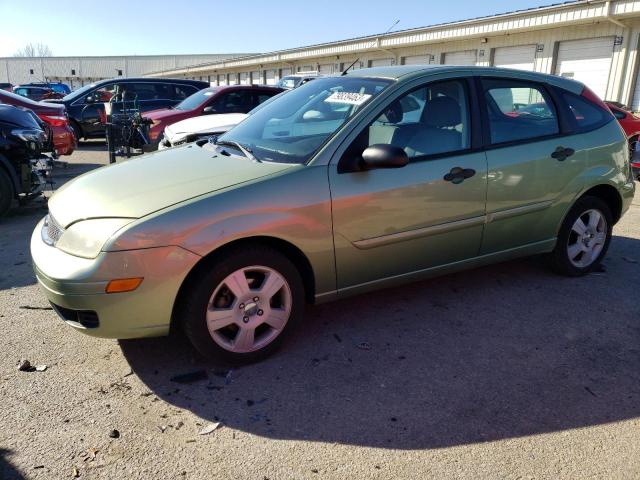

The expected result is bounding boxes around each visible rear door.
[479,77,586,254]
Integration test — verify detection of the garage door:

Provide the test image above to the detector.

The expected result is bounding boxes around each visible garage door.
[218,75,227,86]
[369,58,394,67]
[265,69,276,85]
[403,55,431,65]
[280,67,292,77]
[444,50,477,66]
[555,37,614,100]
[493,45,537,71]
[250,71,260,84]
[319,64,334,75]
[239,72,250,85]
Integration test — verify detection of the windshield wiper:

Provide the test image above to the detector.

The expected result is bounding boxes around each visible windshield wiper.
[216,139,260,162]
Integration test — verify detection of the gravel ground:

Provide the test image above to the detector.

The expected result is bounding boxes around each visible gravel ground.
[1,143,639,479]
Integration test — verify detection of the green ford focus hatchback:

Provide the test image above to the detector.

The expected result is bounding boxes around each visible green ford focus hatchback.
[31,66,636,362]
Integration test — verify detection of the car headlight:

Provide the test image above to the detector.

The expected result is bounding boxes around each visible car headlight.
[55,218,133,259]
[12,128,45,142]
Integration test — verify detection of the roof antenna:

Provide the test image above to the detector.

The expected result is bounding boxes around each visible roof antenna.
[341,19,400,76]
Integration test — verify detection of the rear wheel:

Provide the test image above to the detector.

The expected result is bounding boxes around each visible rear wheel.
[179,246,305,363]
[0,167,14,218]
[550,196,613,276]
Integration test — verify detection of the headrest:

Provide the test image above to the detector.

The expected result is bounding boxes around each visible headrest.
[421,96,461,127]
[379,100,403,124]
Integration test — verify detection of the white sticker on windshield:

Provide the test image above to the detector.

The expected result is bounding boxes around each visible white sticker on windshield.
[324,92,371,105]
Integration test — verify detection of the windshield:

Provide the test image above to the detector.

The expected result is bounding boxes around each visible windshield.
[217,76,391,164]
[175,87,218,110]
[62,83,98,101]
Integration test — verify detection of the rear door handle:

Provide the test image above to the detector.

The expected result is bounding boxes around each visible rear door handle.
[551,146,575,161]
[444,167,476,184]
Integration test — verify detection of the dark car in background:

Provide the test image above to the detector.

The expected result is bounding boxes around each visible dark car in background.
[13,85,64,101]
[0,104,48,217]
[0,83,13,92]
[0,89,76,156]
[20,82,71,96]
[144,85,283,147]
[49,78,209,141]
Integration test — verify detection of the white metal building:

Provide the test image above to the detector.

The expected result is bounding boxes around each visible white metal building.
[146,0,640,110]
[0,53,253,89]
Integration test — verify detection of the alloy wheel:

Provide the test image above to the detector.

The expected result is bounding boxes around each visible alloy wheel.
[205,266,292,353]
[566,209,607,268]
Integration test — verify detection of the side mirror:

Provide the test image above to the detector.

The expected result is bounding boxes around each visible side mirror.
[203,106,217,114]
[85,95,95,104]
[361,144,409,169]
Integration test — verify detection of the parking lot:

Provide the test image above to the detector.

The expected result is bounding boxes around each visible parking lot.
[0,144,637,479]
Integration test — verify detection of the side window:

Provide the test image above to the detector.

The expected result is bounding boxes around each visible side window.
[353,79,470,160]
[562,92,613,131]
[212,91,254,113]
[91,84,116,102]
[482,79,559,144]
[125,83,158,101]
[254,92,276,107]
[173,85,197,100]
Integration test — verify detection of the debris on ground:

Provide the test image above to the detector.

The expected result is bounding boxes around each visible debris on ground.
[109,429,120,439]
[159,425,167,433]
[198,422,222,435]
[170,370,208,384]
[224,370,234,385]
[18,305,53,311]
[356,342,372,350]
[72,466,80,477]
[35,364,48,372]
[18,359,34,372]
[622,257,638,264]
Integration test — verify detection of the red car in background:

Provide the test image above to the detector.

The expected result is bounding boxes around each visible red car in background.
[605,102,640,180]
[144,85,284,149]
[0,89,76,155]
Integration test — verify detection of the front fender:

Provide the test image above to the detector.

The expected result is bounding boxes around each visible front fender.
[105,165,336,296]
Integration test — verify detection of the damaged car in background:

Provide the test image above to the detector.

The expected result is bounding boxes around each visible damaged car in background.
[0,104,52,217]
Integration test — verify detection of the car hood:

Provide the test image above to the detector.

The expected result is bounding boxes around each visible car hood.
[165,113,248,141]
[48,144,295,227]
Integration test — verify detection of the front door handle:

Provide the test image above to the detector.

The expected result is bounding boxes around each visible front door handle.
[444,167,476,184]
[551,146,575,161]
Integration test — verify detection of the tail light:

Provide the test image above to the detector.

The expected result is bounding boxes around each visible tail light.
[38,114,68,127]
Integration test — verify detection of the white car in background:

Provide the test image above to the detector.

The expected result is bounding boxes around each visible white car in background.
[158,113,247,149]
[158,91,288,149]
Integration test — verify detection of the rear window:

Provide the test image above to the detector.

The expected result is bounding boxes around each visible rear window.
[563,92,613,131]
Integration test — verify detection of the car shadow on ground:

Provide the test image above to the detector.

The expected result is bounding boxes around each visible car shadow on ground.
[0,449,25,480]
[120,235,640,450]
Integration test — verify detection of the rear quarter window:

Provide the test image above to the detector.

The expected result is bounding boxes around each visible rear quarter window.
[561,91,613,132]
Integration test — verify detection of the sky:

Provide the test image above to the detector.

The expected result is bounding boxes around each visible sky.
[0,0,556,57]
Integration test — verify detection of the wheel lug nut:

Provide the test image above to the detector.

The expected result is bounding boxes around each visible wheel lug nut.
[253,296,259,302]
[242,316,250,323]
[239,303,245,309]
[257,309,264,316]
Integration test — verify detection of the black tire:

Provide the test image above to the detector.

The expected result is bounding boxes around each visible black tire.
[178,245,305,364]
[0,167,14,218]
[550,195,613,276]
[70,121,82,143]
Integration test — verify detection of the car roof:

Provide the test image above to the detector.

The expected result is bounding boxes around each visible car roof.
[91,77,208,85]
[345,65,585,94]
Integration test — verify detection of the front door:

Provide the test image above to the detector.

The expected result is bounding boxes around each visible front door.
[329,78,488,291]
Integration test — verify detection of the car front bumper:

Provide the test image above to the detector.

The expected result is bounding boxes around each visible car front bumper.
[30,217,201,339]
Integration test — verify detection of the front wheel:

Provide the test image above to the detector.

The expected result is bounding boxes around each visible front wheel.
[0,167,14,217]
[179,246,305,363]
[550,196,613,276]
